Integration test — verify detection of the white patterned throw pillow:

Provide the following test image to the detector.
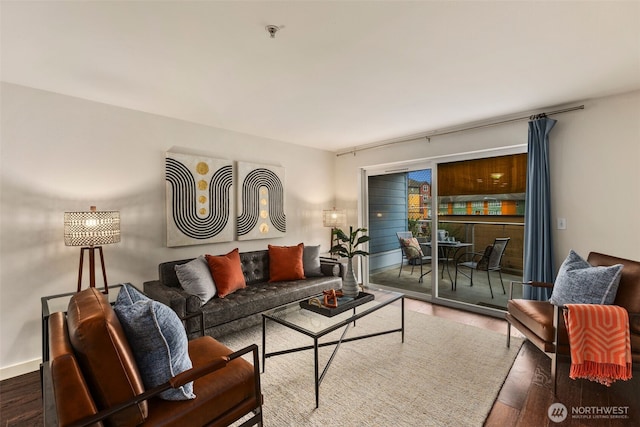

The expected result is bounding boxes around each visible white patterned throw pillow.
[401,237,424,259]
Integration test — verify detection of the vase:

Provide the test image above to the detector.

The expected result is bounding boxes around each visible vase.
[342,258,360,298]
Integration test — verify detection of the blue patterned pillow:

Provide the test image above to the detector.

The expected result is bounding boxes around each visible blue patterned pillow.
[116,283,149,306]
[114,296,195,400]
[549,250,623,306]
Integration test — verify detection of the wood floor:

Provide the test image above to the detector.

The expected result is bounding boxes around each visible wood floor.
[1,298,638,426]
[0,368,43,426]
[407,298,640,427]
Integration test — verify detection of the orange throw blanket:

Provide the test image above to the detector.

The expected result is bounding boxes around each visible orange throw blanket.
[564,304,632,386]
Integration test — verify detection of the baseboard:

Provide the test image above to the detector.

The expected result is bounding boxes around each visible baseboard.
[0,358,41,380]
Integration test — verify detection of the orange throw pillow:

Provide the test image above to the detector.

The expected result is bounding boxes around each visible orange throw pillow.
[268,243,306,282]
[205,249,246,298]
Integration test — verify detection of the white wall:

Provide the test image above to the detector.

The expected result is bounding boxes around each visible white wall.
[0,83,337,377]
[336,90,640,270]
[2,85,638,378]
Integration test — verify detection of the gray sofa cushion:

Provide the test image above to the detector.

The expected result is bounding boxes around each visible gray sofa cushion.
[303,245,323,277]
[175,256,217,305]
[199,276,341,335]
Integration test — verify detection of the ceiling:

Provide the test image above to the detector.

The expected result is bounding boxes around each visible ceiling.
[2,1,639,152]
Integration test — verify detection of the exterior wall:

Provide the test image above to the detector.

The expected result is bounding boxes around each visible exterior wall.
[368,174,407,255]
[0,83,336,377]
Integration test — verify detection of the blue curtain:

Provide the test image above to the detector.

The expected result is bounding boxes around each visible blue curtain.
[523,116,557,300]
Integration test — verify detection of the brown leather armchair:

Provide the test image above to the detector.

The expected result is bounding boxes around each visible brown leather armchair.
[505,252,640,394]
[43,288,263,427]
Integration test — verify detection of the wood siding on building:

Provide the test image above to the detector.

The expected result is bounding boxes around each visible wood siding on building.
[438,153,527,196]
[368,174,408,254]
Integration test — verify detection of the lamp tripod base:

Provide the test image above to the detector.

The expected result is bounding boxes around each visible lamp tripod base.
[328,228,340,259]
[77,246,109,294]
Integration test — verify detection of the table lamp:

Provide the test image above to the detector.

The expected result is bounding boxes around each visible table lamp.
[64,206,120,293]
[322,208,346,254]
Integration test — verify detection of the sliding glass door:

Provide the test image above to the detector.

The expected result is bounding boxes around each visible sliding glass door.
[364,146,526,316]
[434,153,526,311]
[366,164,434,299]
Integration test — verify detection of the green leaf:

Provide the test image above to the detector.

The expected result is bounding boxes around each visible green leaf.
[328,226,370,259]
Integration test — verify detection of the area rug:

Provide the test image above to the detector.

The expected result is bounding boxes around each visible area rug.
[220,305,523,427]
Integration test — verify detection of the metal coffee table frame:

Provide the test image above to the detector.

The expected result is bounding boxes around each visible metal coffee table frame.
[262,290,404,407]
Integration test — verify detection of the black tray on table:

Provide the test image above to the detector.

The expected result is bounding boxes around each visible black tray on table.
[299,292,375,317]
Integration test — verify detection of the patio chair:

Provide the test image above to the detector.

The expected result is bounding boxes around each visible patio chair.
[454,237,510,298]
[396,231,412,273]
[397,232,432,283]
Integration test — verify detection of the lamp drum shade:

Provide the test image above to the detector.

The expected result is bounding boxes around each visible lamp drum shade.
[64,210,121,246]
[322,209,346,228]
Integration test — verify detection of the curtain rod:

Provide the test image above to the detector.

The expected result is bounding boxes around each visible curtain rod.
[336,104,585,157]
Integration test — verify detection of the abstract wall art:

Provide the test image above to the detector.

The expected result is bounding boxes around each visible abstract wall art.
[165,152,234,247]
[236,161,286,240]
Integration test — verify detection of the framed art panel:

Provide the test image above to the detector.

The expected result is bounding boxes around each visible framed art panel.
[165,152,234,247]
[236,161,286,240]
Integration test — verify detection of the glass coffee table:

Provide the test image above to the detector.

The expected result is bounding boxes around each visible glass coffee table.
[261,289,404,407]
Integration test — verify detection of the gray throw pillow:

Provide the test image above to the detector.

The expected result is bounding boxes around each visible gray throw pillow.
[303,245,323,277]
[175,255,217,305]
[114,297,195,401]
[549,250,623,306]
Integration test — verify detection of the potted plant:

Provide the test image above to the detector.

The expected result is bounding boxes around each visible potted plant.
[329,226,370,298]
[407,218,420,236]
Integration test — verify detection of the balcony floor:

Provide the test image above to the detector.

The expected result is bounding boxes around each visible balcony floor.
[369,261,524,310]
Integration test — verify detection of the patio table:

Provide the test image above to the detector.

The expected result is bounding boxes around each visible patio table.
[420,241,472,284]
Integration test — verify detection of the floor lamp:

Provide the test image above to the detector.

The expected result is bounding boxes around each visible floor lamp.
[322,208,346,255]
[64,206,120,294]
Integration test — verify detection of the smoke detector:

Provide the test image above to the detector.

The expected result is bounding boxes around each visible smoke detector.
[265,25,280,38]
